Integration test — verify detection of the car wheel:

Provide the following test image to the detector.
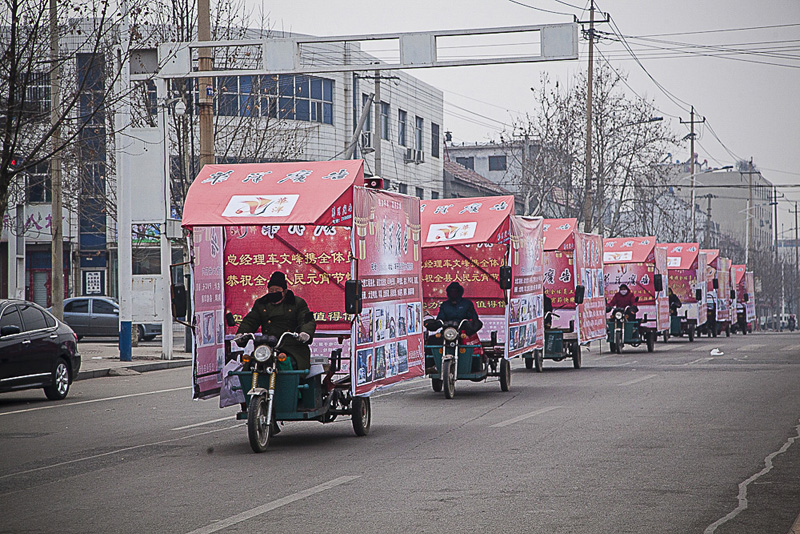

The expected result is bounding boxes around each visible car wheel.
[144,335,156,342]
[44,358,71,400]
[137,325,145,342]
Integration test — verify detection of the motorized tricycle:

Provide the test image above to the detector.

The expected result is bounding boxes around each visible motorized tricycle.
[669,313,696,341]
[526,311,581,372]
[228,331,370,453]
[424,318,510,399]
[606,306,657,353]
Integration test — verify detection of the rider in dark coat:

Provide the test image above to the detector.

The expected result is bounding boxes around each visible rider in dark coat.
[436,282,482,334]
[236,271,316,369]
[668,288,682,316]
[607,283,638,319]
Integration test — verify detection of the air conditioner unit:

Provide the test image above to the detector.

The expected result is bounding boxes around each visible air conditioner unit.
[361,132,372,149]
[404,147,414,164]
[414,150,424,164]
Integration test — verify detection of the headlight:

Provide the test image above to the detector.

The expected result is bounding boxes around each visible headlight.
[443,327,459,341]
[614,311,624,320]
[253,345,272,362]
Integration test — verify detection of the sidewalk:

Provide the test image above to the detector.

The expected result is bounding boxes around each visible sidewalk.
[76,339,192,381]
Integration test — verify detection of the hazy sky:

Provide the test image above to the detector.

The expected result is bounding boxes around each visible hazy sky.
[252,0,800,229]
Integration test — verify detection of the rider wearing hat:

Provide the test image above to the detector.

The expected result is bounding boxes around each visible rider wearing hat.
[236,271,317,370]
[436,281,483,335]
[606,283,639,319]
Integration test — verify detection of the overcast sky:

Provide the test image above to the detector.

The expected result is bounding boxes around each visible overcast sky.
[252,0,800,229]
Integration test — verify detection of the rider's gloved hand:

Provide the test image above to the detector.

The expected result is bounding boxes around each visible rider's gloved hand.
[297,332,311,343]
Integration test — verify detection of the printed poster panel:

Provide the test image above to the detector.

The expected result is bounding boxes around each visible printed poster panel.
[352,187,424,396]
[669,268,699,321]
[654,245,670,331]
[574,232,606,342]
[696,252,708,326]
[604,262,657,325]
[543,250,576,330]
[223,225,352,333]
[745,272,756,322]
[716,257,732,323]
[422,244,507,338]
[192,227,225,400]
[507,217,544,358]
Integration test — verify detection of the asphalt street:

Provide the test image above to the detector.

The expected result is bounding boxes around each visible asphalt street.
[1,331,799,533]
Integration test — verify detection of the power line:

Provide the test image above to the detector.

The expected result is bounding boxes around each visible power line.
[633,23,800,39]
[506,0,575,17]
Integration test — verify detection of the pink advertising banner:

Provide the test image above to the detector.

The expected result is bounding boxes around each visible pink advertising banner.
[543,250,576,330]
[507,217,544,357]
[745,272,756,322]
[192,227,226,400]
[716,257,732,323]
[352,188,425,396]
[574,232,606,342]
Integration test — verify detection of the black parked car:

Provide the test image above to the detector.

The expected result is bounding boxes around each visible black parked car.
[0,299,81,400]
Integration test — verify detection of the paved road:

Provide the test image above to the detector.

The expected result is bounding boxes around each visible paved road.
[1,332,798,533]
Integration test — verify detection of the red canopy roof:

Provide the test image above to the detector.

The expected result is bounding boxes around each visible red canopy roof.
[701,249,720,265]
[542,218,577,251]
[181,160,365,228]
[420,196,515,248]
[603,236,657,264]
[732,264,746,285]
[664,242,701,270]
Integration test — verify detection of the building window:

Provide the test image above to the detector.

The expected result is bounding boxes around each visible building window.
[383,178,390,190]
[415,187,424,199]
[415,116,424,151]
[432,191,439,199]
[398,109,407,146]
[25,71,51,113]
[489,155,507,171]
[380,102,390,140]
[398,183,408,194]
[456,156,474,170]
[26,162,51,203]
[431,123,440,159]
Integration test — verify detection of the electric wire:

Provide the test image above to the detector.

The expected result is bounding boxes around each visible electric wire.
[506,0,575,17]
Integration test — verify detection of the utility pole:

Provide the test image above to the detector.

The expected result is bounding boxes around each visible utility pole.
[49,0,63,319]
[197,0,213,168]
[374,69,381,177]
[774,186,779,262]
[680,106,704,241]
[581,0,595,233]
[702,194,715,249]
[793,201,799,315]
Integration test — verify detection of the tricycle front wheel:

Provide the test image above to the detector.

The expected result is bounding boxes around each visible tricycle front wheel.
[571,344,582,369]
[247,396,271,453]
[442,359,456,399]
[352,396,371,436]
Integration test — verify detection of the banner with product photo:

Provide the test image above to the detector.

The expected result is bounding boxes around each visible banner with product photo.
[352,187,424,396]
[506,217,544,358]
[192,226,226,400]
[574,232,606,342]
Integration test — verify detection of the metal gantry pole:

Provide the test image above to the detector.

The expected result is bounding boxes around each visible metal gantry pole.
[158,78,174,360]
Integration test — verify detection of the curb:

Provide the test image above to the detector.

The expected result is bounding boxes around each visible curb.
[76,359,192,381]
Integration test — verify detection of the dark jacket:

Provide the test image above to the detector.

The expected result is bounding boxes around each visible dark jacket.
[669,293,682,315]
[437,297,482,334]
[237,290,316,369]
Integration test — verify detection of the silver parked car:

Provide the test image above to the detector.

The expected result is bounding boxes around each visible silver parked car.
[57,296,162,341]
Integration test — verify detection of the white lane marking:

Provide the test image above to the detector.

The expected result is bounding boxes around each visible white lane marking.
[185,475,360,534]
[172,416,233,431]
[617,374,657,387]
[621,360,638,366]
[592,354,614,361]
[0,386,192,417]
[781,345,797,352]
[736,344,764,352]
[490,406,562,428]
[704,419,800,534]
[0,424,242,481]
[686,357,714,366]
[373,384,430,399]
[692,345,711,352]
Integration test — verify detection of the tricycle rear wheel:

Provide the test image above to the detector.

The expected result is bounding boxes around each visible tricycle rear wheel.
[247,396,271,453]
[571,344,582,369]
[442,359,456,399]
[646,331,655,352]
[431,378,443,392]
[524,352,533,370]
[688,326,695,342]
[352,396,371,436]
[499,358,511,391]
[534,350,543,372]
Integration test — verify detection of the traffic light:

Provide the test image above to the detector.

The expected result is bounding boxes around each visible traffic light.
[7,154,23,171]
[365,177,383,189]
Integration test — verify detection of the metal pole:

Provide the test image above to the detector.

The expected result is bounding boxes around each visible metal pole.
[158,79,173,360]
[689,106,696,241]
[745,197,750,265]
[116,0,133,360]
[374,70,381,177]
[581,0,595,233]
[49,0,63,319]
[197,0,213,168]
[345,93,374,160]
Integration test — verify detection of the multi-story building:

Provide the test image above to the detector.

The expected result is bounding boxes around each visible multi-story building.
[2,29,444,306]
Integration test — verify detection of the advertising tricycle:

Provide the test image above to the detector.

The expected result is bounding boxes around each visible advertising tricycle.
[179,160,425,452]
[699,249,733,337]
[420,196,544,398]
[731,265,755,334]
[664,243,707,341]
[528,218,605,371]
[603,236,670,353]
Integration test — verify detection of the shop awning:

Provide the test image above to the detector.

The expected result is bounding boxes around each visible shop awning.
[542,218,577,251]
[420,196,515,248]
[181,160,365,228]
[603,236,657,264]
[665,242,701,270]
